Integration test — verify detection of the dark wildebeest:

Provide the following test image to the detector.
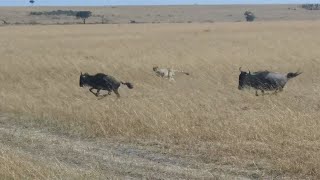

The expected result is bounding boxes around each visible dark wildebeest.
[238,67,302,96]
[79,72,133,98]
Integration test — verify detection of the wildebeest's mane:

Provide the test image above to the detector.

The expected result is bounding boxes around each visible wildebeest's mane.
[91,73,107,77]
[251,70,270,75]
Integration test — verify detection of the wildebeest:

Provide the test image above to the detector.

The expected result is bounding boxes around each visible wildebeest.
[238,67,302,96]
[79,72,133,98]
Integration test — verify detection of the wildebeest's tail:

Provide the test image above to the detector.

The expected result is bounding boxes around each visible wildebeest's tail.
[287,72,302,79]
[121,82,134,89]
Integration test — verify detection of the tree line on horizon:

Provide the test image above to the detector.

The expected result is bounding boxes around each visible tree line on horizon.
[30,10,92,24]
[301,4,320,10]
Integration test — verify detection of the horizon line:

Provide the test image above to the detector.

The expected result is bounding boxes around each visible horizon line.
[0,3,309,7]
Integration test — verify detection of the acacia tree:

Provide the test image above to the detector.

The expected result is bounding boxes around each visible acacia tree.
[244,11,256,22]
[29,0,35,6]
[76,11,92,24]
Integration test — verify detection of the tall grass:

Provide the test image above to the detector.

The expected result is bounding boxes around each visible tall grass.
[0,22,320,177]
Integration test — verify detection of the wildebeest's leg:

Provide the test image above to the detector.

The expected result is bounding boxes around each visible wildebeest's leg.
[279,87,283,92]
[96,89,101,96]
[101,91,112,98]
[97,90,111,100]
[113,89,120,98]
[272,89,278,95]
[261,90,265,96]
[89,88,99,97]
[255,90,259,96]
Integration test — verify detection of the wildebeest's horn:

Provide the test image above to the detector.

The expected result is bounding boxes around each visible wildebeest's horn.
[239,67,242,72]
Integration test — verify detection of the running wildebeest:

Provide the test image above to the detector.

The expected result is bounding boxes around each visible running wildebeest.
[238,67,302,96]
[79,72,133,98]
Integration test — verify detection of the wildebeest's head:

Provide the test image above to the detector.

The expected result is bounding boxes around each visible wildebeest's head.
[79,72,89,87]
[238,67,250,90]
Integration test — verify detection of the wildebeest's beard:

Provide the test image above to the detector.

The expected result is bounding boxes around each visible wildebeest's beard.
[238,72,248,90]
[79,75,86,87]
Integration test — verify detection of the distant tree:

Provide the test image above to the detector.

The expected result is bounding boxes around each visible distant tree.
[76,11,92,24]
[301,4,320,10]
[29,0,35,6]
[244,11,255,22]
[30,10,78,16]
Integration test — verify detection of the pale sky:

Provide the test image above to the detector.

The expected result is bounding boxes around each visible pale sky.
[0,0,319,6]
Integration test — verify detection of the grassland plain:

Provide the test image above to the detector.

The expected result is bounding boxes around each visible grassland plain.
[0,21,320,178]
[1,5,320,25]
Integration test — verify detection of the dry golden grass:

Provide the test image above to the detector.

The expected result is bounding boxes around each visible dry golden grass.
[0,148,109,179]
[0,21,320,178]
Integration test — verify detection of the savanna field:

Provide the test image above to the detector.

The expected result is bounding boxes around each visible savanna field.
[1,21,320,178]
